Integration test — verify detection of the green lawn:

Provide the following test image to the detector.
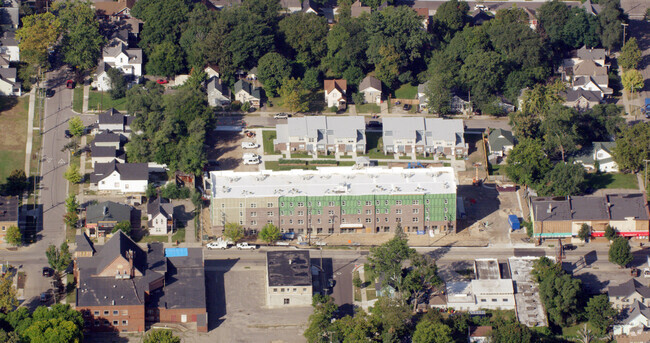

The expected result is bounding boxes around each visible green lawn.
[262,130,279,155]
[399,155,412,160]
[394,84,418,99]
[265,161,317,171]
[72,87,83,113]
[356,103,381,114]
[290,152,311,158]
[87,91,127,112]
[489,163,503,175]
[138,228,186,243]
[0,97,28,181]
[585,172,638,190]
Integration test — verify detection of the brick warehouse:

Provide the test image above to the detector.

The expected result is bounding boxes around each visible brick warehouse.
[209,167,457,236]
[73,232,207,333]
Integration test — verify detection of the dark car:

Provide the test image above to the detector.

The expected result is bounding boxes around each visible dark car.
[46,89,55,98]
[42,267,52,277]
[40,292,49,303]
[368,121,382,128]
[66,80,75,89]
[64,130,73,138]
[403,104,411,111]
[563,244,577,251]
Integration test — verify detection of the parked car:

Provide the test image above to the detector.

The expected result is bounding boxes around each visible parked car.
[243,157,260,165]
[66,80,75,89]
[241,142,259,149]
[64,130,73,138]
[42,267,52,277]
[46,89,55,98]
[274,113,288,119]
[206,241,229,250]
[243,153,259,159]
[39,292,49,303]
[236,242,256,250]
[156,79,168,84]
[402,104,411,111]
[563,244,577,251]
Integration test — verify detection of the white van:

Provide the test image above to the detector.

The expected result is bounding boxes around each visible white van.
[241,142,259,149]
[243,157,260,165]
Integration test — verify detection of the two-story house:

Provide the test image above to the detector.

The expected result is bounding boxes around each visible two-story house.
[609,279,650,310]
[147,197,174,236]
[574,141,618,172]
[274,116,366,154]
[90,160,148,193]
[417,81,429,112]
[234,80,261,108]
[93,131,123,150]
[94,0,136,21]
[613,300,650,335]
[97,108,134,136]
[0,63,20,96]
[560,46,612,98]
[102,42,142,77]
[324,79,347,110]
[85,201,132,238]
[487,128,515,158]
[207,77,231,107]
[0,31,19,62]
[563,88,602,111]
[382,117,467,156]
[359,76,381,104]
[91,144,126,167]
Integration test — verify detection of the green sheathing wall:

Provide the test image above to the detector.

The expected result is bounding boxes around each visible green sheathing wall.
[340,195,373,215]
[424,194,456,221]
[307,196,341,215]
[279,196,307,216]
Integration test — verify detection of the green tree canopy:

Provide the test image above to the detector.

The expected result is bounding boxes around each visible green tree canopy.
[56,0,105,71]
[223,222,244,243]
[0,274,18,313]
[107,67,127,100]
[585,294,617,334]
[63,164,82,184]
[612,122,650,172]
[619,37,642,70]
[578,223,591,242]
[111,221,132,236]
[532,257,582,326]
[597,0,624,51]
[259,223,281,244]
[366,228,414,293]
[490,321,533,343]
[324,16,368,77]
[279,77,310,113]
[143,329,181,343]
[609,236,633,267]
[46,242,72,274]
[279,12,328,67]
[146,41,185,77]
[22,317,83,343]
[621,69,644,93]
[257,52,291,97]
[505,139,551,187]
[68,116,84,137]
[431,0,469,42]
[5,226,21,246]
[16,12,62,68]
[412,319,453,343]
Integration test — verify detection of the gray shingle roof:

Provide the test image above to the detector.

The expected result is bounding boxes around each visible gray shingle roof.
[147,197,173,221]
[91,144,122,158]
[76,233,95,253]
[575,141,615,165]
[94,131,122,144]
[98,108,124,125]
[283,116,366,145]
[487,128,515,152]
[576,46,605,61]
[609,279,650,298]
[564,88,602,103]
[382,117,465,147]
[532,193,649,222]
[95,231,147,276]
[86,201,132,226]
[0,31,16,46]
[91,160,148,183]
[622,300,650,325]
[0,196,18,222]
[360,76,381,92]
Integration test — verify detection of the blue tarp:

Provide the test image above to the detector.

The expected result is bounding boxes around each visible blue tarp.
[508,215,520,230]
[165,248,188,257]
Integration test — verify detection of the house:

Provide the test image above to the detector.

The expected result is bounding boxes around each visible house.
[147,197,174,236]
[94,132,123,150]
[234,80,261,108]
[530,194,650,239]
[487,128,515,158]
[302,0,319,14]
[609,279,650,310]
[450,94,472,114]
[382,117,467,156]
[442,279,515,311]
[559,46,611,98]
[110,29,130,48]
[576,46,607,66]
[472,10,494,26]
[359,76,382,104]
[204,65,220,80]
[350,0,370,17]
[102,42,142,77]
[207,77,230,107]
[91,160,148,193]
[94,0,136,20]
[247,67,258,81]
[281,0,302,13]
[414,8,430,28]
[121,17,142,40]
[0,31,18,62]
[266,251,313,307]
[469,326,493,343]
[574,141,618,172]
[274,116,366,154]
[85,201,132,238]
[417,82,429,112]
[74,232,208,332]
[0,66,20,96]
[207,0,241,9]
[0,196,18,243]
[614,300,650,335]
[97,108,133,135]
[93,62,112,92]
[581,0,601,15]
[324,79,347,109]
[91,144,126,167]
[0,0,19,31]
[563,88,602,110]
[75,233,95,258]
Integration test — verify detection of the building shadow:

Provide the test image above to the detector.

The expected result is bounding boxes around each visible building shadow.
[204,258,239,331]
[21,203,43,245]
[456,184,501,233]
[573,272,610,295]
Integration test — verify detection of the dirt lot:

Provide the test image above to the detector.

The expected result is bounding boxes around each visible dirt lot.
[459,133,488,183]
[206,131,260,172]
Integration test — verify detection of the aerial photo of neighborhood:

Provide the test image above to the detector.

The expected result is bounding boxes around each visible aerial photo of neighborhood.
[0,0,648,342]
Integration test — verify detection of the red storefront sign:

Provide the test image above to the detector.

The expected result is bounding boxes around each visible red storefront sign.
[592,231,649,237]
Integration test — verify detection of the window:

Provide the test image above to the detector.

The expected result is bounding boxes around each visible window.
[328,210,334,215]
[492,299,497,302]
[303,288,307,291]
[281,202,285,207]
[298,228,304,234]
[395,209,402,214]
[413,209,419,214]
[396,218,401,222]
[281,219,284,224]
[481,299,487,302]
[267,212,274,216]
[122,310,128,316]
[385,209,389,214]
[113,320,118,326]
[395,200,402,205]
[413,200,419,205]
[308,202,312,207]
[376,200,380,205]
[113,310,119,316]
[426,199,430,204]
[268,202,274,208]
[317,210,322,215]
[317,218,321,224]
[317,228,323,234]
[298,202,304,207]
[293,288,297,292]
[289,202,294,207]
[221,203,225,208]
[239,212,243,216]
[376,209,380,214]
[284,298,290,305]
[94,311,100,316]
[377,218,381,223]
[366,210,372,215]
[298,210,304,216]
[342,209,346,215]
[341,218,346,223]
[104,311,109,315]
[94,320,100,327]
[357,218,361,223]
[289,219,293,224]
[328,218,333,224]
[503,298,509,302]
[267,220,273,224]
[341,201,346,206]
[385,200,389,205]
[239,220,243,225]
[357,209,361,214]
[318,201,322,206]
[240,203,243,207]
[281,288,285,292]
[366,218,372,223]
[413,217,419,223]
[366,201,372,206]
[251,220,257,225]
[329,201,335,206]
[385,217,388,222]
[122,320,128,325]
[298,220,304,224]
[250,203,257,208]
[328,228,334,234]
[251,212,257,217]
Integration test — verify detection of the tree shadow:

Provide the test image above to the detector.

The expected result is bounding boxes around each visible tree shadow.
[0,95,18,112]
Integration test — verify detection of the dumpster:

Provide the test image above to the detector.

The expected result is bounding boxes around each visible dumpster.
[508,215,520,231]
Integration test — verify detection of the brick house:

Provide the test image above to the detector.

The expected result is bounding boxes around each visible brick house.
[74,232,207,333]
[0,196,18,243]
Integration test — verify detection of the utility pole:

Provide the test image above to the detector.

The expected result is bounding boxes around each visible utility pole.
[622,23,628,45]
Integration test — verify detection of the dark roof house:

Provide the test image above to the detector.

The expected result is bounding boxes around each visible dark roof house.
[609,279,650,299]
[90,160,148,183]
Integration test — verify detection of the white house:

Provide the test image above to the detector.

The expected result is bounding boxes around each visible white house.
[574,141,618,173]
[487,128,515,158]
[324,79,347,109]
[417,81,428,111]
[450,94,472,114]
[614,300,650,335]
[207,77,230,107]
[102,41,142,77]
[0,66,20,96]
[90,160,148,193]
[0,31,19,62]
[147,197,174,235]
[234,80,261,107]
[92,62,112,91]
[204,65,220,79]
[359,75,381,104]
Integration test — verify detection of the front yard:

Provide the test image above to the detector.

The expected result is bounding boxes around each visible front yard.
[262,130,279,155]
[72,86,83,113]
[585,172,638,190]
[356,103,381,114]
[87,91,127,112]
[0,97,28,181]
[393,83,418,99]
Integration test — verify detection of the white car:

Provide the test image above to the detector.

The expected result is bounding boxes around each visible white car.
[243,153,259,159]
[274,113,288,119]
[241,142,259,149]
[206,241,229,250]
[243,157,260,165]
[236,242,256,250]
[474,4,488,10]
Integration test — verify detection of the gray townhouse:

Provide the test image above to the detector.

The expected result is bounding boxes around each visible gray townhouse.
[382,117,467,156]
[274,116,366,155]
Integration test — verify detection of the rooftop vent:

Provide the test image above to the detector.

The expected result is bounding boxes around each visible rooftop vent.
[547,204,553,214]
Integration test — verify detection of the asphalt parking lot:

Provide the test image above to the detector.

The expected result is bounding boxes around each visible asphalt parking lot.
[206,131,260,172]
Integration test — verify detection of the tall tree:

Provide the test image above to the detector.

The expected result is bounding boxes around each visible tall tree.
[304,294,338,343]
[63,164,82,184]
[22,318,83,343]
[131,0,190,54]
[56,0,105,71]
[324,17,368,77]
[16,12,62,69]
[279,12,328,67]
[146,41,185,77]
[46,242,72,274]
[538,0,570,47]
[539,162,585,196]
[5,226,21,246]
[561,8,600,49]
[612,122,650,172]
[366,229,414,294]
[533,257,582,326]
[541,104,580,161]
[490,321,533,343]
[143,329,181,343]
[259,223,281,244]
[585,294,617,334]
[257,52,291,97]
[68,116,84,137]
[179,4,219,68]
[609,236,633,267]
[412,320,453,343]
[621,69,643,94]
[425,75,451,115]
[505,139,551,187]
[431,0,470,42]
[619,37,643,70]
[223,222,244,243]
[107,67,127,100]
[279,77,310,113]
[0,274,18,313]
[597,0,624,51]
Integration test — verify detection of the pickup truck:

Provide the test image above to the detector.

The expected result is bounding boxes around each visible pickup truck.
[241,142,259,149]
[236,242,256,250]
[206,241,229,250]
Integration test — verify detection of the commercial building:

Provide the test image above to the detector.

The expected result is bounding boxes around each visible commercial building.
[530,194,650,239]
[0,195,18,242]
[209,167,457,235]
[274,116,366,155]
[382,117,467,156]
[266,251,313,307]
[74,232,207,332]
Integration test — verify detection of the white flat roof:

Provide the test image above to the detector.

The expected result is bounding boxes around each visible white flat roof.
[210,167,457,199]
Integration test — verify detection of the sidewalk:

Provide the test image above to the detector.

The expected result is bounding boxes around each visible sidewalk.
[24,88,37,175]
[78,135,87,204]
[82,85,89,114]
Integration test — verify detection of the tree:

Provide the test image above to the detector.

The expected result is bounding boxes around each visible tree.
[431,0,470,42]
[241,101,251,112]
[22,317,83,343]
[0,274,18,313]
[538,0,570,47]
[612,123,650,172]
[578,224,591,242]
[5,226,21,246]
[259,223,281,244]
[366,229,414,293]
[541,104,580,161]
[505,139,551,188]
[2,169,28,196]
[302,68,321,91]
[533,257,582,326]
[143,329,181,343]
[257,52,291,97]
[68,116,84,137]
[57,0,105,71]
[46,242,72,274]
[304,294,338,343]
[604,225,616,241]
[621,69,643,94]
[352,92,365,105]
[279,77,310,113]
[63,164,82,184]
[146,41,185,77]
[111,221,132,236]
[65,194,78,213]
[609,236,633,267]
[490,321,533,343]
[597,0,624,51]
[16,12,62,68]
[352,274,362,288]
[223,222,244,243]
[412,320,453,343]
[63,210,79,229]
[585,294,617,334]
[279,12,328,67]
[619,37,642,70]
[425,75,451,115]
[107,67,127,100]
[539,162,585,196]
[131,0,190,54]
